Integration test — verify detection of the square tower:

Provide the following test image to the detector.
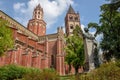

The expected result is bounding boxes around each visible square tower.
[65,5,81,36]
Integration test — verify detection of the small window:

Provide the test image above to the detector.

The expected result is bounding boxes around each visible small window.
[70,26,73,29]
[38,12,40,14]
[75,17,78,21]
[35,15,36,18]
[69,16,73,20]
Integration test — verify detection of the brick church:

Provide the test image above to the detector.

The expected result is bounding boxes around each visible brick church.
[0,4,81,75]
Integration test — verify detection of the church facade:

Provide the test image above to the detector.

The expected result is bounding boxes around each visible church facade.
[0,4,83,75]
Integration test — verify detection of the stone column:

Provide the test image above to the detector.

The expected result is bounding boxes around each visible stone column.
[44,37,49,68]
[56,35,65,75]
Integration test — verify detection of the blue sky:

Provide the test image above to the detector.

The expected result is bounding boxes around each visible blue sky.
[0,0,107,35]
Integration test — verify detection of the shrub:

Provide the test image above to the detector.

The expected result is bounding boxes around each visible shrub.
[0,64,41,80]
[76,62,120,80]
[0,64,60,80]
[40,68,60,80]
[22,68,60,80]
[0,64,27,80]
[22,70,41,80]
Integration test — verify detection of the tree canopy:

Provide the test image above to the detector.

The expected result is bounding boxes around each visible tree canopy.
[65,26,85,74]
[0,18,14,56]
[88,0,120,61]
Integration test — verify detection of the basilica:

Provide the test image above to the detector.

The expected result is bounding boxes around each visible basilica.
[0,4,88,75]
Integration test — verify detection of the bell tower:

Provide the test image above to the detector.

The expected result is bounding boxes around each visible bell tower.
[65,5,81,36]
[27,4,46,36]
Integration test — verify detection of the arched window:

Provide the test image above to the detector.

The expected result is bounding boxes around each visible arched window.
[51,55,55,68]
[70,24,74,29]
[75,17,78,21]
[35,15,36,18]
[69,16,73,20]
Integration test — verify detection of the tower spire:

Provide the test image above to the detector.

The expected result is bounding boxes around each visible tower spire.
[65,4,80,36]
[36,3,41,9]
[32,3,43,20]
[67,5,75,14]
[27,4,46,36]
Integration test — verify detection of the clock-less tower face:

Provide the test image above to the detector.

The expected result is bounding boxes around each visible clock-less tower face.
[65,5,81,36]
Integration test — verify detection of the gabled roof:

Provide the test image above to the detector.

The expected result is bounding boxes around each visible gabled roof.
[67,5,75,14]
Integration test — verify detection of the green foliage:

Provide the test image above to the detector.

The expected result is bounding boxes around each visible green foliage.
[88,1,120,61]
[0,64,60,80]
[78,62,120,80]
[0,65,27,80]
[23,68,60,80]
[22,68,41,80]
[115,59,120,67]
[39,69,60,80]
[64,62,120,80]
[106,0,120,10]
[0,18,14,56]
[65,26,85,74]
[0,64,41,80]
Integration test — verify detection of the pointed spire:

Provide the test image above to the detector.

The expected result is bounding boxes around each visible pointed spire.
[67,5,75,14]
[36,3,41,9]
[37,3,41,8]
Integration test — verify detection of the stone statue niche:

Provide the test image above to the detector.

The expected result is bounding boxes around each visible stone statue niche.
[83,28,99,72]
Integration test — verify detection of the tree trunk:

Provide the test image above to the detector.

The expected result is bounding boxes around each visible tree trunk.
[69,64,71,74]
[75,67,79,75]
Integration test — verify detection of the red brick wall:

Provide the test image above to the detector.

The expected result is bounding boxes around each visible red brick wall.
[32,53,41,69]
[17,33,27,43]
[22,50,32,67]
[0,24,66,75]
[48,41,57,55]
[27,20,46,36]
[56,38,65,75]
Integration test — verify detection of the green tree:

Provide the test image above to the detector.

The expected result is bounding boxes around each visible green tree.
[107,0,120,9]
[88,0,120,61]
[0,18,14,56]
[65,26,85,74]
[65,49,74,74]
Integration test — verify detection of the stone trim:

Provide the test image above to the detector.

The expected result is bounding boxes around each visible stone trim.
[39,33,58,42]
[15,40,25,46]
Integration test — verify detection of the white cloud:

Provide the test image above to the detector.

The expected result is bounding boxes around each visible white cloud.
[13,3,25,10]
[13,0,74,28]
[81,24,86,33]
